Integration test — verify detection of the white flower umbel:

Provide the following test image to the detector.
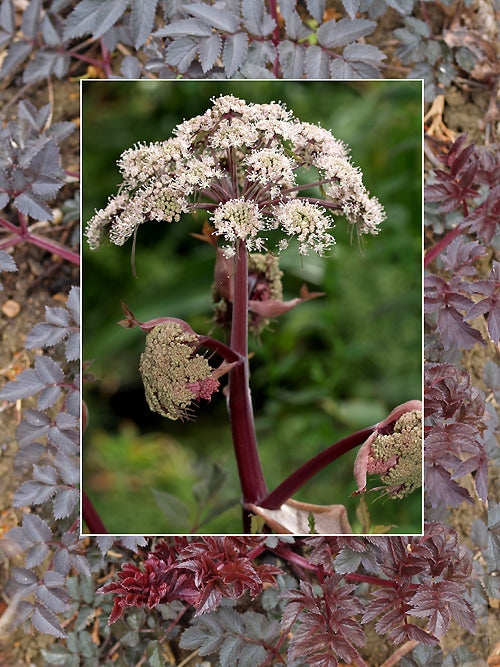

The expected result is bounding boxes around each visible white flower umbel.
[212,199,266,257]
[245,148,296,187]
[86,94,385,255]
[275,200,335,255]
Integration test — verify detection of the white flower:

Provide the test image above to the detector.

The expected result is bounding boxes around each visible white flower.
[245,148,296,187]
[212,199,263,249]
[86,95,385,253]
[85,193,130,250]
[274,200,335,255]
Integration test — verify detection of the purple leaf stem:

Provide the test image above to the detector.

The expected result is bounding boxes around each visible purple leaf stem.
[228,241,268,512]
[27,232,80,265]
[268,0,281,77]
[259,425,376,510]
[424,201,469,267]
[99,38,113,78]
[424,224,464,268]
[82,490,108,534]
[0,216,80,265]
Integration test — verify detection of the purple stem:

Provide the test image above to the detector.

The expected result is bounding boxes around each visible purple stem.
[424,200,469,267]
[0,215,80,265]
[228,241,268,511]
[28,232,80,265]
[424,223,463,267]
[259,425,376,509]
[82,490,108,534]
[267,0,281,77]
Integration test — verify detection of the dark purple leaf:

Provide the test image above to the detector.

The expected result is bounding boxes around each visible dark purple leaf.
[47,121,76,143]
[186,3,240,32]
[17,100,50,131]
[48,425,79,455]
[26,543,50,568]
[305,0,326,22]
[41,12,64,46]
[0,369,46,401]
[36,585,69,614]
[64,0,128,40]
[278,40,305,78]
[23,513,52,542]
[12,567,38,587]
[20,0,42,39]
[424,462,472,507]
[223,32,248,77]
[0,0,15,33]
[26,323,67,349]
[14,191,53,220]
[0,41,33,80]
[70,554,92,577]
[279,0,310,40]
[53,488,79,519]
[31,174,63,199]
[53,548,71,575]
[241,0,275,37]
[55,453,79,485]
[165,36,199,72]
[16,410,50,446]
[340,0,359,18]
[33,464,58,485]
[32,604,66,638]
[65,331,80,361]
[0,249,17,273]
[155,18,213,38]
[199,34,222,73]
[34,355,64,385]
[23,49,68,83]
[304,44,330,78]
[121,55,141,78]
[38,385,62,410]
[130,0,158,48]
[437,306,484,349]
[317,18,376,48]
[441,237,486,275]
[45,306,70,327]
[13,480,56,507]
[59,287,80,325]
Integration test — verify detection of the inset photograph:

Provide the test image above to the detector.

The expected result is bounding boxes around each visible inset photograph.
[81,80,422,535]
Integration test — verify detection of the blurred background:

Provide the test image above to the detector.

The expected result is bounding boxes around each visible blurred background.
[82,80,422,534]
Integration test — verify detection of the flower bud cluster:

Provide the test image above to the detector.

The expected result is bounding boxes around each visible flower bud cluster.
[86,95,385,256]
[139,322,219,421]
[370,409,422,498]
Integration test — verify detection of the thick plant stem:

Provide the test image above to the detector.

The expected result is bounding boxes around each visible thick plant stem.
[82,490,108,534]
[228,241,268,513]
[259,425,376,510]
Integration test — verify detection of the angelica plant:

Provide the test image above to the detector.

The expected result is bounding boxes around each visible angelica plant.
[84,91,421,534]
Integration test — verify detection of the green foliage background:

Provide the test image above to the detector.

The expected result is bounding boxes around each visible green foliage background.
[82,80,422,534]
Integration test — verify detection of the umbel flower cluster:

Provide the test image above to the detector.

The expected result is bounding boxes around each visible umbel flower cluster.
[139,321,220,420]
[354,404,423,499]
[86,95,385,257]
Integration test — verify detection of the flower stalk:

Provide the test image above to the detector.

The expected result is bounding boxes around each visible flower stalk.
[228,241,268,512]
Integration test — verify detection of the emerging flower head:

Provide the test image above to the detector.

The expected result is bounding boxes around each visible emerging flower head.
[139,322,220,421]
[86,95,385,257]
[353,400,423,499]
